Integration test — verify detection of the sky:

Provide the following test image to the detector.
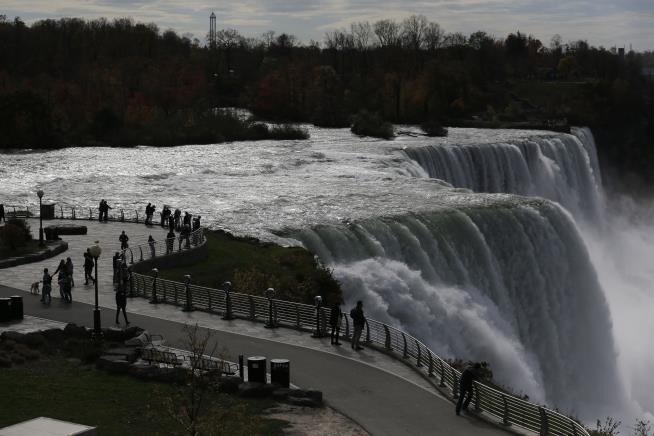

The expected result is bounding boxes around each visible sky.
[2,0,653,51]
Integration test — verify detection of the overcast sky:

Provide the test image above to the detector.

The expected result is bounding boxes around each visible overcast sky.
[2,0,653,51]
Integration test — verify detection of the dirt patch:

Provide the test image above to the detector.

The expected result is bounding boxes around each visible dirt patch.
[266,403,369,436]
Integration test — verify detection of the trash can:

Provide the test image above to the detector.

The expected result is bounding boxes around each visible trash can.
[0,298,11,322]
[247,356,267,384]
[40,203,55,220]
[10,295,23,320]
[270,359,290,388]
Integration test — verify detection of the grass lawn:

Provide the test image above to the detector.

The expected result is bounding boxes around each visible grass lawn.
[0,357,287,436]
[158,230,342,305]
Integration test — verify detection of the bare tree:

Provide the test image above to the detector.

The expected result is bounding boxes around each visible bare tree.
[443,32,468,47]
[373,19,401,47]
[215,28,242,50]
[261,30,276,49]
[351,21,373,50]
[324,29,354,50]
[401,14,428,50]
[423,22,444,51]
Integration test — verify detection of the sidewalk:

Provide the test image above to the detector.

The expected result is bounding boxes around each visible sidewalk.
[0,219,511,435]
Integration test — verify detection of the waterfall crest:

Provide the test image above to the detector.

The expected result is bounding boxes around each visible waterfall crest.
[402,127,603,220]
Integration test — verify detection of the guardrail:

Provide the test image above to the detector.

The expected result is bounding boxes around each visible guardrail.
[119,227,206,265]
[2,203,183,226]
[127,260,588,436]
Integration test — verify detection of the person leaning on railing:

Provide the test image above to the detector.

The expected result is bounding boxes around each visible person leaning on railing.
[166,229,175,254]
[350,301,366,351]
[456,362,482,416]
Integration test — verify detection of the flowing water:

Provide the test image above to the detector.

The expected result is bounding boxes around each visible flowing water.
[1,126,651,421]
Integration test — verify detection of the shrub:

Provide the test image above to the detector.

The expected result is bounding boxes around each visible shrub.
[351,110,395,139]
[268,124,310,140]
[0,222,31,250]
[420,120,448,137]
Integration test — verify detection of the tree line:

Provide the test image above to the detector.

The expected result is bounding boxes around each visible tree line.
[0,14,652,186]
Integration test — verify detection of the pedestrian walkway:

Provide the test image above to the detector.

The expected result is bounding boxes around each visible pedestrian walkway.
[0,219,514,435]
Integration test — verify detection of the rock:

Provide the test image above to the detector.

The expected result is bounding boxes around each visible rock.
[125,331,150,347]
[104,347,139,363]
[238,382,276,398]
[123,326,144,341]
[96,355,131,374]
[0,356,11,367]
[217,376,242,394]
[1,331,25,343]
[41,328,66,344]
[286,396,322,408]
[272,388,294,400]
[64,323,89,339]
[103,328,127,342]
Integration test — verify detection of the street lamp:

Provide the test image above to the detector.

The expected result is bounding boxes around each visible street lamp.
[312,295,323,338]
[89,241,102,339]
[36,190,44,247]
[265,288,276,328]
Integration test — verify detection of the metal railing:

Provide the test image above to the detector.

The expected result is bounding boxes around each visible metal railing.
[119,227,206,265]
[2,202,188,226]
[127,265,588,436]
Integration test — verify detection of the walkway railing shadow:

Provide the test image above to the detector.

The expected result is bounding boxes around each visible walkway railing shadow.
[124,230,589,436]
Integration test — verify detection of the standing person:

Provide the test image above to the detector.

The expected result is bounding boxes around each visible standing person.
[41,268,52,304]
[0,203,5,223]
[456,363,482,416]
[144,203,152,225]
[330,302,342,345]
[181,224,191,249]
[53,259,66,299]
[350,300,366,351]
[115,282,129,325]
[65,257,74,287]
[84,249,95,285]
[119,231,129,250]
[183,212,192,227]
[148,235,156,258]
[168,214,175,231]
[173,208,181,230]
[98,200,105,221]
[192,215,201,231]
[112,252,121,284]
[166,229,175,254]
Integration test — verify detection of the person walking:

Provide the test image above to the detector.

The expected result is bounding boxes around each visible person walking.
[41,268,52,304]
[84,249,95,285]
[0,203,5,223]
[173,208,181,230]
[330,302,342,345]
[112,252,121,284]
[65,257,74,287]
[115,283,129,325]
[456,363,482,416]
[119,230,129,250]
[166,229,175,254]
[148,235,156,258]
[350,300,366,350]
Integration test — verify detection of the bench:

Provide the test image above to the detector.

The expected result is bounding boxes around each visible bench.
[141,348,183,366]
[189,356,237,375]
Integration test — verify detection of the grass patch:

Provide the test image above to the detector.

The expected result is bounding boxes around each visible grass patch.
[158,230,342,305]
[0,357,286,436]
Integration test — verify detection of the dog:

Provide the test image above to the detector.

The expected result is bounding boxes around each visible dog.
[30,281,40,295]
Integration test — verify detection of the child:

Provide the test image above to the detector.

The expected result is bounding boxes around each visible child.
[41,268,52,304]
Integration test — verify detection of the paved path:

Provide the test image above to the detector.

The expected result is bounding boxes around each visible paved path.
[0,219,512,435]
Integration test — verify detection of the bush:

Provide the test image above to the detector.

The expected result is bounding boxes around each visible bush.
[351,110,395,139]
[420,120,448,137]
[268,124,310,140]
[0,219,32,250]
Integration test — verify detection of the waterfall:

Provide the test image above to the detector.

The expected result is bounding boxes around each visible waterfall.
[402,128,603,220]
[296,198,625,419]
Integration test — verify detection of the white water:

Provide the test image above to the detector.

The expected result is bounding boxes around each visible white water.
[0,126,650,421]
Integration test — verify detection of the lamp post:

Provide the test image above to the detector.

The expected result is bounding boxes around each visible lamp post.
[312,295,323,338]
[183,274,193,312]
[222,281,234,320]
[150,268,159,303]
[89,241,102,339]
[37,190,44,247]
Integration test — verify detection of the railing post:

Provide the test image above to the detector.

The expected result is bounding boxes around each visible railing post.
[415,340,422,367]
[129,248,134,264]
[139,247,143,262]
[248,295,256,320]
[222,282,234,320]
[89,208,92,220]
[401,333,408,358]
[135,210,139,223]
[174,283,179,304]
[344,313,350,339]
[150,268,159,304]
[265,288,277,328]
[365,319,370,344]
[207,288,212,311]
[502,395,511,426]
[72,207,75,220]
[383,324,391,350]
[312,296,323,337]
[128,267,134,298]
[571,421,578,436]
[539,407,549,436]
[295,303,301,329]
[183,275,193,311]
[238,355,244,381]
[428,351,435,377]
[439,360,446,387]
[474,384,481,412]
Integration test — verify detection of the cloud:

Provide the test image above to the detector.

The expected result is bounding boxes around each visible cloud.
[2,0,653,50]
